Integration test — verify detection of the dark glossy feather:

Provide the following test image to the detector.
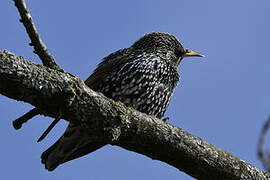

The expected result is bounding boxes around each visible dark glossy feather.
[41,32,202,171]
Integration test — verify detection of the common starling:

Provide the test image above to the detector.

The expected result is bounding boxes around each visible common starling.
[41,32,204,171]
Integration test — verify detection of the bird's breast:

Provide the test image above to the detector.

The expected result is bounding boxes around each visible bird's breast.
[98,55,179,119]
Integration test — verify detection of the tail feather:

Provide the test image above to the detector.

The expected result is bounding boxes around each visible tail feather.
[41,123,106,171]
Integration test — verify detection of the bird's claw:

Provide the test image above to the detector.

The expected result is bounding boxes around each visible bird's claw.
[162,117,169,122]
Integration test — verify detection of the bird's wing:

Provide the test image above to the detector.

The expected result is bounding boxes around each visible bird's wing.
[85,48,132,90]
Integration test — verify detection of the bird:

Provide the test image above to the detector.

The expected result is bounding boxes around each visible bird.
[41,32,204,171]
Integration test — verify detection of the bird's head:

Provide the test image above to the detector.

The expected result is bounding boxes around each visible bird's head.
[131,32,204,67]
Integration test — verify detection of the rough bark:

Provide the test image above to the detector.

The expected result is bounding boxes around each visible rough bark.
[0,50,269,180]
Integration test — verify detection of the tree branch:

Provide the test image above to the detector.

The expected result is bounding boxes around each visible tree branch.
[258,117,270,172]
[13,0,62,71]
[13,107,40,129]
[1,50,269,179]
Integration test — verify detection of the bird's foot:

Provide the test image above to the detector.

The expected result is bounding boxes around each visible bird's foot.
[162,117,169,122]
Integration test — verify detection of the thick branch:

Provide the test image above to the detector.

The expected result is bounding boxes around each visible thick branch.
[0,50,269,180]
[13,0,62,71]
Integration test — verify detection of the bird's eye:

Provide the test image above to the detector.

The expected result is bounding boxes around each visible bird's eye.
[175,47,184,58]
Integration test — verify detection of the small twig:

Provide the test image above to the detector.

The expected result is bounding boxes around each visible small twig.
[13,108,40,130]
[13,0,63,71]
[37,111,62,142]
[258,116,270,171]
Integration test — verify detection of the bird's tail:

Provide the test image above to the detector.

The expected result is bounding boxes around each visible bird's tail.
[41,123,106,171]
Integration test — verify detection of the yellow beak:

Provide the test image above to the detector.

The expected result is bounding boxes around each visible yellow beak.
[183,49,205,58]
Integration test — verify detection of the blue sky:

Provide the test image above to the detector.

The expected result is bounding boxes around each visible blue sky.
[1,0,270,179]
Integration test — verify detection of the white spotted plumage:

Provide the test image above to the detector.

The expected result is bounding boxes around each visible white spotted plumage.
[41,32,202,171]
[98,54,179,118]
